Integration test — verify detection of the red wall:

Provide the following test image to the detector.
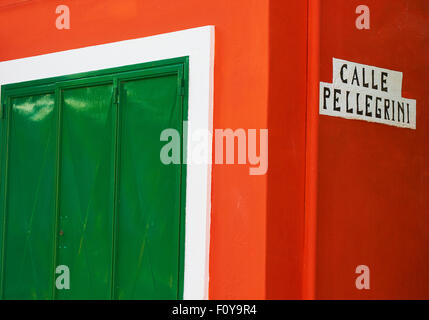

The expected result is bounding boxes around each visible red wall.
[267,0,308,299]
[315,0,429,299]
[0,0,270,299]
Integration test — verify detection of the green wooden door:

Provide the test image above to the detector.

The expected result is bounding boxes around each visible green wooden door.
[114,74,184,300]
[56,83,116,300]
[1,93,57,299]
[0,58,188,300]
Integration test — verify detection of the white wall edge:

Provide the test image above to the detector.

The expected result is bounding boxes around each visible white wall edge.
[0,25,215,300]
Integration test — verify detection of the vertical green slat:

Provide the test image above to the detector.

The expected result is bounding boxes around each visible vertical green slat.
[1,92,56,299]
[115,71,184,299]
[0,96,11,299]
[177,61,189,300]
[52,87,63,300]
[176,68,185,300]
[57,83,115,299]
[110,79,121,300]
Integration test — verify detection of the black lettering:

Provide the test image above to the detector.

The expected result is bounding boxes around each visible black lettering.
[323,87,331,110]
[392,100,395,121]
[346,91,353,113]
[340,64,348,84]
[407,103,410,124]
[375,97,382,118]
[384,99,390,120]
[371,70,378,90]
[381,72,388,92]
[356,93,363,115]
[362,68,369,88]
[365,95,373,117]
[398,102,405,122]
[333,89,341,112]
[352,67,360,86]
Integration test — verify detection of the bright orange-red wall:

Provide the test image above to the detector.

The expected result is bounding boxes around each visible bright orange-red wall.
[0,0,269,299]
[267,0,308,299]
[315,0,429,299]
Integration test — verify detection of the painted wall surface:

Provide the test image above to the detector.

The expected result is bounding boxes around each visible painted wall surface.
[0,0,269,299]
[267,0,308,299]
[315,0,429,299]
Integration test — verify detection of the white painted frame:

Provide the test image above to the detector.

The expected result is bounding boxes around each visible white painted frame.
[0,26,215,300]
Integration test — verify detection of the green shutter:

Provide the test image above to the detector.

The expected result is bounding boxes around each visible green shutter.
[1,93,57,300]
[115,74,183,300]
[56,83,116,300]
[0,58,188,300]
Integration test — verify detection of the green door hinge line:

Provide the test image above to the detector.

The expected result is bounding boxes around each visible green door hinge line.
[179,78,186,96]
[1,102,5,119]
[113,86,120,105]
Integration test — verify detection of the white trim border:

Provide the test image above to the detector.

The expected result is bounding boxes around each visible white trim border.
[0,26,215,300]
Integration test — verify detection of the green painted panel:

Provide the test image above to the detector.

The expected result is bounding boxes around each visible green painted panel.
[56,84,115,300]
[0,58,188,300]
[2,93,56,299]
[114,74,183,300]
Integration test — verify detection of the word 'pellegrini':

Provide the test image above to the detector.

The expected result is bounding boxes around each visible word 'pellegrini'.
[320,58,416,129]
[322,86,412,124]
